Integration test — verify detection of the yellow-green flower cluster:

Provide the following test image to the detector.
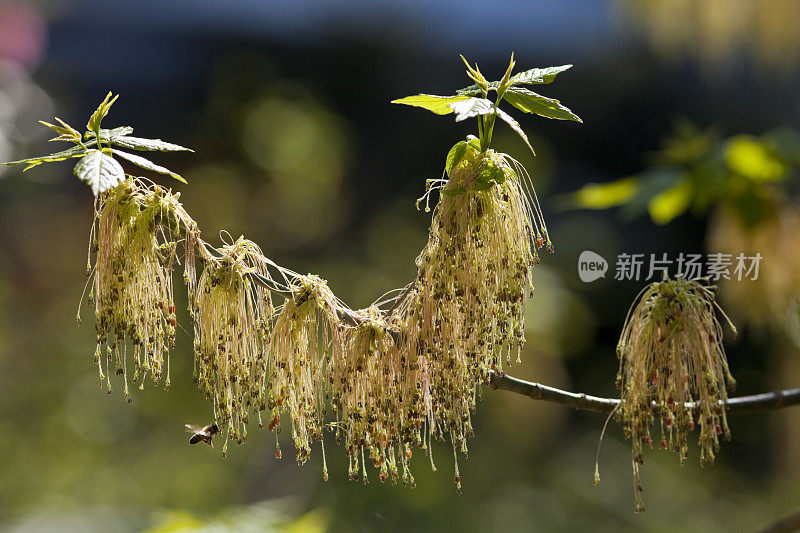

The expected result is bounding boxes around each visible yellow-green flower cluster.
[397,146,548,488]
[267,275,339,465]
[616,278,737,512]
[193,238,274,454]
[329,306,422,485]
[89,178,198,400]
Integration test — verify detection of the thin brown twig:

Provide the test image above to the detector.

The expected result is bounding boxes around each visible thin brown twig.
[489,372,800,415]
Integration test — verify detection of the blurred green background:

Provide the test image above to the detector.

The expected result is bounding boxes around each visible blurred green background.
[1,0,800,531]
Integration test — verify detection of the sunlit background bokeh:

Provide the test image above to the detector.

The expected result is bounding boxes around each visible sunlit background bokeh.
[1,1,800,531]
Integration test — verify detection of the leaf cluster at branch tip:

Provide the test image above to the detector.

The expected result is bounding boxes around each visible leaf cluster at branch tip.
[2,92,193,195]
[392,54,581,156]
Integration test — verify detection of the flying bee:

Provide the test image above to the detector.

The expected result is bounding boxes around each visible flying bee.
[185,423,219,447]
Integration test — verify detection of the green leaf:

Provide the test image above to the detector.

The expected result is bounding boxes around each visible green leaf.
[391,94,471,115]
[56,117,82,136]
[73,150,125,195]
[445,141,469,176]
[487,164,507,184]
[511,65,572,85]
[725,135,786,182]
[475,163,507,189]
[619,168,681,220]
[495,52,516,99]
[457,65,574,95]
[459,55,489,92]
[466,135,481,151]
[49,134,83,143]
[567,177,640,209]
[39,120,71,136]
[87,126,135,143]
[495,107,535,156]
[111,149,188,183]
[86,125,191,153]
[108,135,193,152]
[2,145,90,169]
[441,187,467,196]
[502,88,582,122]
[456,81,500,96]
[647,177,693,224]
[450,97,495,122]
[40,118,82,141]
[87,92,119,137]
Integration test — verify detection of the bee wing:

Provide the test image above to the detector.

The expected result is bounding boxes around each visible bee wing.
[185,424,203,433]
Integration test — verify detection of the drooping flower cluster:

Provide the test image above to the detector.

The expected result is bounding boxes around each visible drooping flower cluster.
[329,306,420,485]
[267,275,341,465]
[396,144,549,485]
[615,277,737,512]
[193,237,274,453]
[88,178,198,400]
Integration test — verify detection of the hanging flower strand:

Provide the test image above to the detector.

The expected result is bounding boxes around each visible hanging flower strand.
[88,178,198,400]
[193,237,275,456]
[614,277,737,512]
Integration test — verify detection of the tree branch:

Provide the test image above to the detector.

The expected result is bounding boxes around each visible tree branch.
[759,508,800,533]
[489,372,800,415]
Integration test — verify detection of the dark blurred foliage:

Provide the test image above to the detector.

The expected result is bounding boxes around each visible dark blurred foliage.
[1,1,800,531]
[566,122,800,225]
